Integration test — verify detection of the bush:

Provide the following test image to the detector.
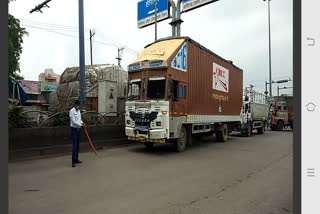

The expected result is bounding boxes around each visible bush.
[8,106,30,128]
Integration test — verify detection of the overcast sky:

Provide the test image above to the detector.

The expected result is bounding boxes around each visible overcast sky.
[9,0,293,95]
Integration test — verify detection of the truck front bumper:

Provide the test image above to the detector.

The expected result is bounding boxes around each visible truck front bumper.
[125,127,167,144]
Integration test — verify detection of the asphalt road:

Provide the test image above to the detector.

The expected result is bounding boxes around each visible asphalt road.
[9,130,293,214]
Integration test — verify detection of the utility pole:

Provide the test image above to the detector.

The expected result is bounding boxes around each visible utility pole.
[116,47,124,66]
[263,0,272,96]
[79,0,86,108]
[154,0,158,41]
[89,29,95,65]
[30,0,86,106]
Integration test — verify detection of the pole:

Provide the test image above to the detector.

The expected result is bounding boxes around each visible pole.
[265,81,268,95]
[277,85,279,97]
[267,0,272,97]
[116,47,124,66]
[177,0,182,36]
[117,48,120,66]
[154,0,158,41]
[79,0,86,108]
[170,0,177,37]
[89,29,95,65]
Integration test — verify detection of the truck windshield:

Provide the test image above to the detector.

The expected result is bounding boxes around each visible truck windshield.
[128,81,141,100]
[147,79,165,99]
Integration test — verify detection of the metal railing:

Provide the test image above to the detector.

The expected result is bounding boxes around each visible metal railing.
[11,110,125,128]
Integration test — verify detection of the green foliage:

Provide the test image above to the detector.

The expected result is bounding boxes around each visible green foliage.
[8,1,28,79]
[8,106,30,128]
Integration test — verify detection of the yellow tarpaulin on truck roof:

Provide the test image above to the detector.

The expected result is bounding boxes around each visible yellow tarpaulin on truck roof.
[131,39,185,63]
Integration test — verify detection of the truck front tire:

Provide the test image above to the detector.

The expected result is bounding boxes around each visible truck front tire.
[175,126,187,152]
[257,123,265,134]
[243,124,252,137]
[276,121,284,131]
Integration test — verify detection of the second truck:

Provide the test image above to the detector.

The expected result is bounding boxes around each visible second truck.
[125,37,268,152]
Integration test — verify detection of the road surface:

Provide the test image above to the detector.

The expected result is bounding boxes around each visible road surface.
[9,130,293,214]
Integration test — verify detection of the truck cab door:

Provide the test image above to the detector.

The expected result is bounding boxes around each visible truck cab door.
[168,80,187,117]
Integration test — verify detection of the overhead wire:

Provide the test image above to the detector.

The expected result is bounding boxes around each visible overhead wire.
[21,23,139,56]
[20,19,139,55]
[20,18,88,31]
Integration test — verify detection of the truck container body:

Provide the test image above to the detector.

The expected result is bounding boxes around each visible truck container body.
[126,37,244,151]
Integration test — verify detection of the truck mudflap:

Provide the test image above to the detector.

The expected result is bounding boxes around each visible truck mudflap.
[128,136,166,144]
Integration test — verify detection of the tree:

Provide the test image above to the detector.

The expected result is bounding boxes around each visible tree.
[8,0,28,79]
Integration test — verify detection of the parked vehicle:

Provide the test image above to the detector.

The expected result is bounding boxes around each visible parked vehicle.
[241,87,269,136]
[125,37,256,152]
[269,96,293,130]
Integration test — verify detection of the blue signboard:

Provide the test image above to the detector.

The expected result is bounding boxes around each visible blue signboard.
[181,0,219,12]
[172,43,187,72]
[137,0,170,28]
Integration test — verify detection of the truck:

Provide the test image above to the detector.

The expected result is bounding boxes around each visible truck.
[269,95,293,131]
[125,37,256,152]
[241,87,269,136]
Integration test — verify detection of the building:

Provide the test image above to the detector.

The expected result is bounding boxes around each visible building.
[38,69,60,83]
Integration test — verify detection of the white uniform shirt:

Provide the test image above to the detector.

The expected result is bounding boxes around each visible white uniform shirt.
[69,107,83,128]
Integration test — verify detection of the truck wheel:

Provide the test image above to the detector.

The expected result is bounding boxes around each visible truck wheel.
[144,142,154,150]
[243,124,252,137]
[216,124,228,142]
[175,126,187,152]
[257,123,265,134]
[276,121,284,131]
[187,125,193,146]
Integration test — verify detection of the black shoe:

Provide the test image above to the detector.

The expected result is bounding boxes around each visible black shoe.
[75,160,82,164]
[72,164,76,167]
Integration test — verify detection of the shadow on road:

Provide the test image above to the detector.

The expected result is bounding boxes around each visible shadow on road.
[127,134,240,155]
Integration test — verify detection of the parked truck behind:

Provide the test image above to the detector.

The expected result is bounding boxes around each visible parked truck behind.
[269,95,293,130]
[241,87,269,136]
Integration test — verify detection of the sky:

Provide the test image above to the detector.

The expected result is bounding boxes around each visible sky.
[9,0,293,95]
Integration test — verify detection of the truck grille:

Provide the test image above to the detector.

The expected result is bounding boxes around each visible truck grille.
[129,111,158,127]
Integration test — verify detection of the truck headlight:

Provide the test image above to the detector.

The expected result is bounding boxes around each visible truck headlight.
[156,122,161,126]
[127,120,131,125]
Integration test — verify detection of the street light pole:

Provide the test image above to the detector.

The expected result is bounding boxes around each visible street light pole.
[154,0,158,41]
[79,0,86,108]
[264,0,272,97]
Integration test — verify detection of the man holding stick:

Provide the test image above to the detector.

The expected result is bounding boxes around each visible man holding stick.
[69,100,86,167]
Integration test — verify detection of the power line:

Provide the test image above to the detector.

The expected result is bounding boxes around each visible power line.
[20,19,139,55]
[21,24,138,56]
[95,32,139,55]
[22,24,79,38]
[21,22,79,33]
[20,19,91,31]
